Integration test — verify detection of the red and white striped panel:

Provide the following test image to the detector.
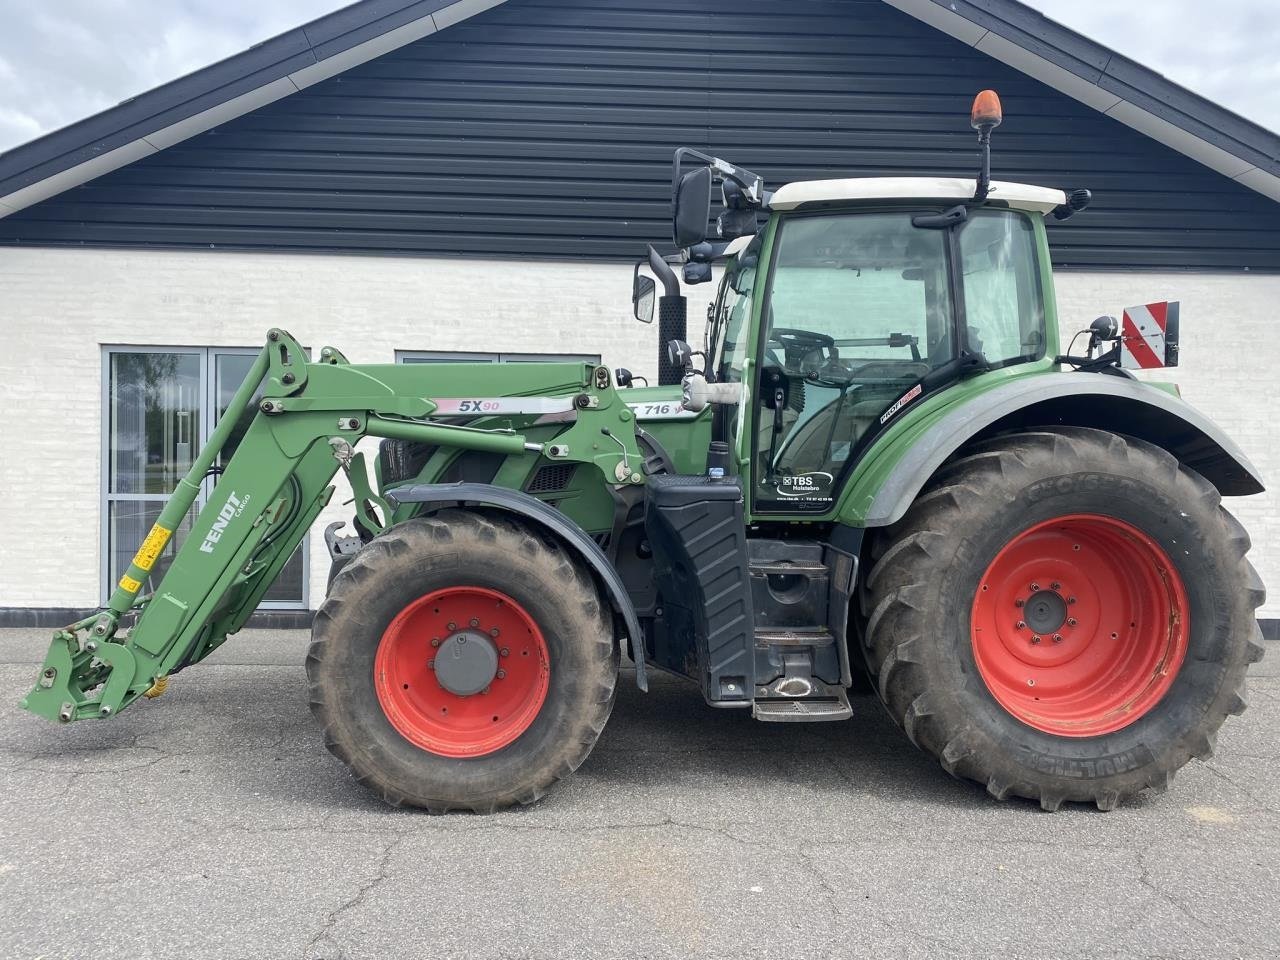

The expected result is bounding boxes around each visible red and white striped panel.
[1120,301,1178,370]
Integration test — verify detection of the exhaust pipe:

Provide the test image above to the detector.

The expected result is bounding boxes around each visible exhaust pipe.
[648,245,686,386]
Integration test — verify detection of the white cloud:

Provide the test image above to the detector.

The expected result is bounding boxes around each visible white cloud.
[1026,0,1280,131]
[0,0,349,152]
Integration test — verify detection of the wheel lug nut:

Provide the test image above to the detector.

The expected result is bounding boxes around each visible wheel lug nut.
[1051,582,1061,591]
[427,659,435,669]
[469,618,480,628]
[1030,582,1040,592]
[490,627,500,638]
[496,669,506,680]
[1014,598,1024,608]
[1030,635,1042,644]
[1016,621,1026,630]
[1067,618,1077,627]
[500,647,509,657]
[447,621,457,631]
[1052,634,1063,643]
[1067,597,1076,605]
[431,638,440,647]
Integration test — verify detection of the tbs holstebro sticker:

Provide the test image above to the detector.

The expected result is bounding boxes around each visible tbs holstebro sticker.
[775,471,835,499]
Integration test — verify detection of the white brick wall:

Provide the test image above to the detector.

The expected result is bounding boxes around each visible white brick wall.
[0,248,1273,615]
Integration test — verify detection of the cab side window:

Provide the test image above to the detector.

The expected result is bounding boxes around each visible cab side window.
[958,211,1044,365]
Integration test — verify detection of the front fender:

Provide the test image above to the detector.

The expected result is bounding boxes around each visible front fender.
[843,372,1264,528]
[384,482,648,691]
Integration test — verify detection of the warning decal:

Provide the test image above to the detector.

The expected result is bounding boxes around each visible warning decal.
[118,574,143,594]
[1120,301,1178,370]
[132,523,172,573]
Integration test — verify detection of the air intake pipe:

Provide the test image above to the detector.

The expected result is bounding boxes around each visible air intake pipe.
[648,245,686,386]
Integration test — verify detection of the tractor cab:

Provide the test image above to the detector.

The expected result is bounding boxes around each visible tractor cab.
[635,91,1081,520]
[707,180,1060,514]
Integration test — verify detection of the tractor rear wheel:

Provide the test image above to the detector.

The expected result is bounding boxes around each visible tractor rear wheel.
[307,509,618,811]
[862,427,1265,811]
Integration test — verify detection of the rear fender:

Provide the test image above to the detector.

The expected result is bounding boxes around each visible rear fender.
[846,373,1264,528]
[383,483,648,691]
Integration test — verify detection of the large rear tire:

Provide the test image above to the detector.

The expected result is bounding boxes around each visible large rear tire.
[862,427,1265,811]
[307,509,618,811]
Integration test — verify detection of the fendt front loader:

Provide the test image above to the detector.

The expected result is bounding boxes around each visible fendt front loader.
[24,92,1266,812]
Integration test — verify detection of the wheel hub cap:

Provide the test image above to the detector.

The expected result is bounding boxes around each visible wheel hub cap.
[1024,589,1067,635]
[434,630,499,696]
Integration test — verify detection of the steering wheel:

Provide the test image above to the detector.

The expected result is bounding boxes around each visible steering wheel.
[768,327,839,373]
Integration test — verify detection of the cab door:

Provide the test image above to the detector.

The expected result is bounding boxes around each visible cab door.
[750,210,955,514]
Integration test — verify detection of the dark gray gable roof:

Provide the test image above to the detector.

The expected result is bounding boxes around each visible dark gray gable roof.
[0,0,1277,216]
[0,0,507,215]
[889,0,1280,199]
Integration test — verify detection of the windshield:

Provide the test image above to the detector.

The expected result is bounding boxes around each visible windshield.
[768,212,953,369]
[710,234,761,383]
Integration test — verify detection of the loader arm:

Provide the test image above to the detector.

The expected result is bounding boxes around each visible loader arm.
[22,329,644,725]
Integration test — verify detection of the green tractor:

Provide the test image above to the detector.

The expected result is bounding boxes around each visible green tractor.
[23,91,1265,812]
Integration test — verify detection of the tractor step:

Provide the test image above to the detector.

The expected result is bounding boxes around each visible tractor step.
[753,690,852,722]
[754,627,834,647]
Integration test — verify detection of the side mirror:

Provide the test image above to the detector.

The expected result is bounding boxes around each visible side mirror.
[615,368,647,388]
[632,267,655,324]
[666,339,694,372]
[673,166,712,248]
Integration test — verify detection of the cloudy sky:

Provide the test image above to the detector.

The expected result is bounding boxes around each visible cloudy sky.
[0,0,1276,153]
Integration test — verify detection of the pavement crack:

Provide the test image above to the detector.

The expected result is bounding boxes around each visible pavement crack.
[1134,848,1210,932]
[302,836,399,960]
[1200,760,1280,815]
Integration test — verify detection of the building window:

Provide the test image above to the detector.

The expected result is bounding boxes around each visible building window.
[102,346,307,608]
[395,350,601,364]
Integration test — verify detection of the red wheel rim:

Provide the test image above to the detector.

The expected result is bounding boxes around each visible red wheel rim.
[374,587,550,758]
[970,514,1188,737]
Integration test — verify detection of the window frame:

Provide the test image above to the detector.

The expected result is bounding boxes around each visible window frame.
[100,345,309,609]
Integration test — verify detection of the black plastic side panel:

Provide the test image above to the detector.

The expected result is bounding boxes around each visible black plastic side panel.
[386,482,647,690]
[825,525,864,688]
[645,476,754,706]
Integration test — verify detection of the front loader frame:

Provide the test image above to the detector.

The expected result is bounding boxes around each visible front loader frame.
[23,329,645,724]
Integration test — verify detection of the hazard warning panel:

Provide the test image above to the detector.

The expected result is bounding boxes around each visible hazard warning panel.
[1120,301,1180,370]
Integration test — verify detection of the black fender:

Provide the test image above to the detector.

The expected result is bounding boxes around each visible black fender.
[865,373,1264,527]
[384,482,648,691]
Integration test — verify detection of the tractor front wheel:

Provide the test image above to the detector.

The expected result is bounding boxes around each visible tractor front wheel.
[863,427,1265,810]
[307,510,618,811]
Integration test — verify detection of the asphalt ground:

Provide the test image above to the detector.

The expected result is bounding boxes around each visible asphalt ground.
[0,627,1277,960]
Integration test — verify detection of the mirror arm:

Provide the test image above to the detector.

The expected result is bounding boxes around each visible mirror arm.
[647,244,680,297]
[672,147,765,207]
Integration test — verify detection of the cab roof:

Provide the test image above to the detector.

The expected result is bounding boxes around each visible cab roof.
[768,177,1067,214]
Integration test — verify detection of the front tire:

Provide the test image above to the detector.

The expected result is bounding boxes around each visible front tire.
[863,427,1265,811]
[307,510,618,812]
